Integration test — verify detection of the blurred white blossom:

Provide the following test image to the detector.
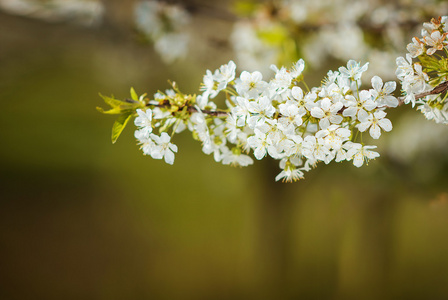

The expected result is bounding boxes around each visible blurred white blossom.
[0,0,103,25]
[134,0,190,63]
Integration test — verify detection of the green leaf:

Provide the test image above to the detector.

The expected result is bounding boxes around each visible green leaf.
[98,92,144,115]
[96,106,124,115]
[99,93,127,108]
[130,87,139,101]
[418,55,446,73]
[111,113,133,144]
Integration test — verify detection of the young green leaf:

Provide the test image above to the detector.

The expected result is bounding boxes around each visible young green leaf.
[130,87,139,101]
[111,113,133,144]
[99,93,126,108]
[96,106,123,115]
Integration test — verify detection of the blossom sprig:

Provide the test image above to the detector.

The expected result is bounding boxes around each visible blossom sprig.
[99,58,399,182]
[396,16,448,124]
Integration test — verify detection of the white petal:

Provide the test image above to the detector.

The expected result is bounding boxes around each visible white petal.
[358,122,370,132]
[378,118,392,132]
[275,171,286,182]
[164,150,175,165]
[150,146,163,159]
[336,128,351,138]
[170,143,178,153]
[371,76,383,91]
[311,107,325,118]
[150,133,160,144]
[359,90,373,102]
[353,153,364,167]
[343,107,357,117]
[335,148,347,162]
[357,109,369,122]
[365,149,380,159]
[292,86,303,100]
[319,118,330,129]
[321,98,332,110]
[240,71,251,81]
[160,132,171,143]
[331,102,344,112]
[369,124,381,139]
[254,147,266,160]
[384,95,399,107]
[293,116,303,126]
[427,48,436,55]
[374,110,387,119]
[315,129,327,139]
[364,101,377,111]
[330,115,343,124]
[383,81,396,94]
[252,71,263,82]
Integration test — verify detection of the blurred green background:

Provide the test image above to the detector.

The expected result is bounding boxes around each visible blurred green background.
[1,2,448,300]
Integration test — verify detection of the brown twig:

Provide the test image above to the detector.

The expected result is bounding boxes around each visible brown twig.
[187,106,229,117]
[143,81,448,118]
[398,81,448,105]
[146,102,229,117]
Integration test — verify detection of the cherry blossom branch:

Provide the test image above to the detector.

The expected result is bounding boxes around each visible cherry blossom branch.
[415,81,448,99]
[397,81,448,105]
[143,101,229,117]
[135,80,448,119]
[97,15,448,182]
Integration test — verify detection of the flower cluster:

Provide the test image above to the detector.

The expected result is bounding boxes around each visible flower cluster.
[125,58,397,182]
[396,16,448,124]
[230,0,448,79]
[97,15,448,182]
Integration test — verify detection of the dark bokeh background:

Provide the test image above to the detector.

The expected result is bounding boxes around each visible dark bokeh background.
[1,2,448,299]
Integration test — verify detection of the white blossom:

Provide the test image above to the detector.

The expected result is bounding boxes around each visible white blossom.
[290,59,305,78]
[150,132,178,165]
[345,143,380,167]
[247,96,276,128]
[247,128,277,160]
[275,166,304,182]
[216,61,237,91]
[417,99,448,124]
[278,100,304,134]
[134,108,153,137]
[338,60,369,81]
[316,125,351,150]
[134,1,190,62]
[135,129,156,155]
[357,110,393,139]
[407,37,425,57]
[395,54,414,80]
[343,91,376,119]
[302,135,330,161]
[232,96,252,127]
[311,98,343,129]
[291,86,316,114]
[270,65,293,95]
[423,30,448,55]
[201,70,219,99]
[235,71,268,98]
[220,147,254,167]
[370,76,398,107]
